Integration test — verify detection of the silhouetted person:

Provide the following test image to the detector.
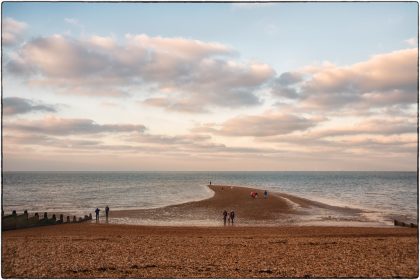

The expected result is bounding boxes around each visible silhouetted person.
[95,208,100,222]
[230,210,235,225]
[223,210,228,225]
[209,181,212,185]
[264,190,268,199]
[105,206,110,223]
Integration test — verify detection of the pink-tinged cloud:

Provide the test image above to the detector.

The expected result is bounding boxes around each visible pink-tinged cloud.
[6,34,275,109]
[313,119,416,138]
[2,17,27,46]
[273,48,418,110]
[194,113,316,137]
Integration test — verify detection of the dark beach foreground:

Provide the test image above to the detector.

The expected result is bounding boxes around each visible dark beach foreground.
[2,224,418,278]
[2,185,418,278]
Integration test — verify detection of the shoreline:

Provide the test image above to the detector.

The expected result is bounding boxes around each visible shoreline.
[4,184,414,228]
[3,185,418,277]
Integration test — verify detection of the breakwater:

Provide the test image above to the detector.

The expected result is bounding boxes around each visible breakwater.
[2,210,92,231]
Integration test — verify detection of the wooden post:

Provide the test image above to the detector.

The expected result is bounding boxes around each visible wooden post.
[73,216,76,222]
[44,212,48,219]
[67,216,70,223]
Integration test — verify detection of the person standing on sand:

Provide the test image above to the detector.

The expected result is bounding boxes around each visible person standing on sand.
[223,210,228,225]
[95,208,100,222]
[230,210,235,225]
[105,206,110,222]
[264,190,268,199]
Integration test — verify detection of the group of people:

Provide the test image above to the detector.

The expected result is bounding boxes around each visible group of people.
[222,210,235,225]
[94,206,110,222]
[250,190,269,199]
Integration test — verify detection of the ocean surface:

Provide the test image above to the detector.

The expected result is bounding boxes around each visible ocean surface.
[2,171,417,226]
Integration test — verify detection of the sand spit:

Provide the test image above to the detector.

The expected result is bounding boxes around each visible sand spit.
[111,184,366,226]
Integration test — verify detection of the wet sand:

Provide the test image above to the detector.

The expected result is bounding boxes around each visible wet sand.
[111,184,364,226]
[2,185,418,278]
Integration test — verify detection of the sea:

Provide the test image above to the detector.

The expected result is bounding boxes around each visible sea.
[2,171,418,226]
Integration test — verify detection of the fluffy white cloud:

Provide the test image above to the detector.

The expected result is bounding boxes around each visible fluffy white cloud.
[2,17,27,46]
[6,34,275,110]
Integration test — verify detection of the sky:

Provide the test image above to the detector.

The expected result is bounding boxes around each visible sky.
[2,2,418,171]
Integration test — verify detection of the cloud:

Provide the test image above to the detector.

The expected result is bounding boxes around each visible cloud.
[404,37,417,47]
[142,97,206,113]
[6,34,275,110]
[277,72,304,86]
[3,97,57,116]
[64,18,80,25]
[231,3,275,9]
[4,121,282,158]
[2,17,27,46]
[313,119,416,138]
[272,48,417,110]
[5,117,146,135]
[194,112,316,137]
[257,118,416,156]
[4,134,101,147]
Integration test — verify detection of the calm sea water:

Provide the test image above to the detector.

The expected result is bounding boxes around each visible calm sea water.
[2,171,417,225]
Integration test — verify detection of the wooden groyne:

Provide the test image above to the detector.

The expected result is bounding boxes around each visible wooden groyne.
[2,210,93,231]
[394,219,418,228]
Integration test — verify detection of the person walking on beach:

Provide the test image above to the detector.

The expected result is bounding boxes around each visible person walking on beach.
[105,206,110,222]
[264,190,268,199]
[95,208,100,222]
[230,210,235,225]
[223,210,228,225]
